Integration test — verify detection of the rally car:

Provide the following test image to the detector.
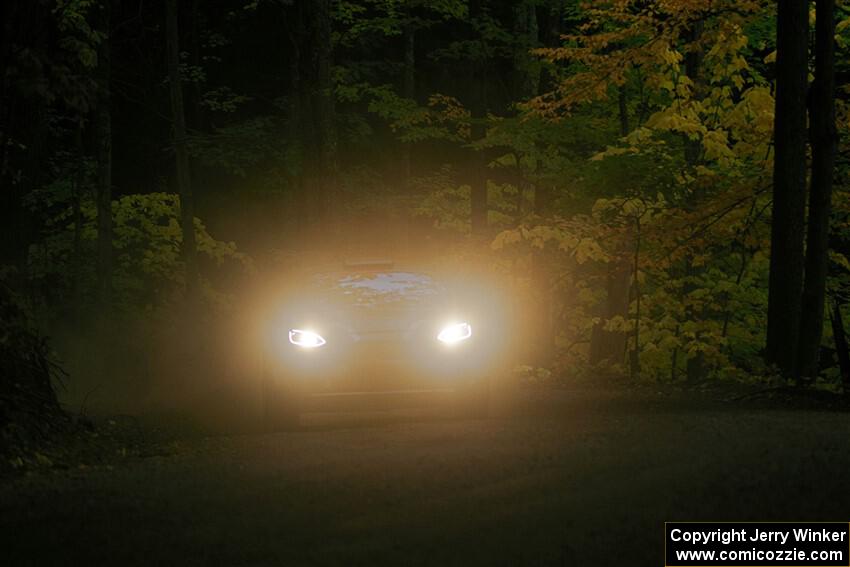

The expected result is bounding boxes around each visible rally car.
[262,260,505,428]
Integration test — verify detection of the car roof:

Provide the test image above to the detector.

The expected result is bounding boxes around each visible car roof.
[342,258,395,271]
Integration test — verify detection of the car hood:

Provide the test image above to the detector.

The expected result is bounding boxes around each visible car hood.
[291,271,449,334]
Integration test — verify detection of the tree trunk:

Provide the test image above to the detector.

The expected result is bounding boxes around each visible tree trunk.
[469,113,488,235]
[470,158,488,236]
[617,85,629,136]
[537,3,561,94]
[629,220,642,379]
[765,0,809,376]
[682,20,704,166]
[682,18,707,382]
[313,0,335,228]
[71,151,83,328]
[469,0,488,238]
[512,3,538,100]
[70,124,85,374]
[0,2,51,270]
[670,325,681,380]
[285,2,306,230]
[189,0,205,132]
[533,4,559,217]
[830,301,850,394]
[530,159,553,362]
[797,0,837,381]
[166,0,199,297]
[95,0,113,311]
[589,258,630,365]
[401,19,415,184]
[292,0,335,245]
[589,83,631,368]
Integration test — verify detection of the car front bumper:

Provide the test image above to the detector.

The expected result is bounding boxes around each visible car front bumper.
[267,334,487,399]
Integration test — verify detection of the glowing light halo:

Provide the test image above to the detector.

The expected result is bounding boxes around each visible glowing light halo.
[437,322,472,345]
[289,329,327,348]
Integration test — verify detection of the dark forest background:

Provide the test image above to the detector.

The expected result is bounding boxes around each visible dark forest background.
[2,0,850,434]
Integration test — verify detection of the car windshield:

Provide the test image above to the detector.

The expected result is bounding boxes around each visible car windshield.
[312,271,442,308]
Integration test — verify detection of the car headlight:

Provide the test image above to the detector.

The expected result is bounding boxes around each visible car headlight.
[289,329,326,348]
[437,322,472,344]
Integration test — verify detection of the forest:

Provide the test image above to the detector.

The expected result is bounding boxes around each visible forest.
[4,1,850,565]
[0,0,847,460]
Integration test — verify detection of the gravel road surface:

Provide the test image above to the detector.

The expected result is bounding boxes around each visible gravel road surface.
[3,388,850,566]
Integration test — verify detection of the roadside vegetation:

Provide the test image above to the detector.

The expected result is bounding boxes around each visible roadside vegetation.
[2,0,850,460]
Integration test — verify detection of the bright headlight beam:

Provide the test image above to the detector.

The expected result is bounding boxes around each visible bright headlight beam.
[437,322,472,344]
[289,329,327,348]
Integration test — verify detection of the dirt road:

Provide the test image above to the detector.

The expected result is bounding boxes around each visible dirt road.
[3,389,850,566]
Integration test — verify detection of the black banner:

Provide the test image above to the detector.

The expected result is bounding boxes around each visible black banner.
[665,522,850,566]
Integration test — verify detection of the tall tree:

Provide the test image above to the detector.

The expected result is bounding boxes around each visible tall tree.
[681,17,707,383]
[94,0,113,310]
[536,2,562,96]
[313,0,336,226]
[532,1,562,216]
[401,6,416,184]
[797,0,838,381]
[166,0,199,296]
[285,1,305,229]
[289,0,336,239]
[589,81,631,367]
[0,1,52,270]
[830,300,850,393]
[765,0,809,376]
[512,2,539,100]
[469,0,488,237]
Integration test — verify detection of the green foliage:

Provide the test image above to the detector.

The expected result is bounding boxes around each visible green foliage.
[460,0,800,382]
[0,276,67,464]
[335,0,467,46]
[200,86,251,113]
[340,83,472,143]
[187,117,287,178]
[53,0,104,69]
[30,192,253,315]
[412,167,471,233]
[13,0,850,393]
[337,0,795,384]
